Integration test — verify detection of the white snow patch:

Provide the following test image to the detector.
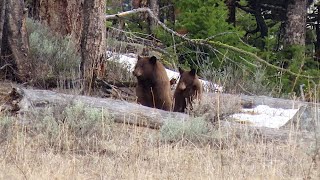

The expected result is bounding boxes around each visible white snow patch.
[165,69,180,81]
[231,105,299,128]
[106,52,137,72]
[106,51,223,92]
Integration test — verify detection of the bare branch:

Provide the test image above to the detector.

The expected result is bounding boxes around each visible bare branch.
[0,63,13,70]
[106,8,192,42]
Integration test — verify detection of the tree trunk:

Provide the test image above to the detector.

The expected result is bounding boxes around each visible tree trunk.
[0,0,5,54]
[80,0,106,95]
[26,0,40,20]
[159,0,165,22]
[284,0,307,46]
[0,0,30,82]
[159,0,175,24]
[168,1,175,24]
[226,0,236,26]
[252,0,268,49]
[25,0,83,49]
[26,0,106,94]
[315,4,320,62]
[148,0,159,33]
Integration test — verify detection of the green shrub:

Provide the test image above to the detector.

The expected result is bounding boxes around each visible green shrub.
[160,117,210,143]
[26,18,80,81]
[20,102,113,153]
[0,115,15,144]
[105,60,136,82]
[201,64,271,95]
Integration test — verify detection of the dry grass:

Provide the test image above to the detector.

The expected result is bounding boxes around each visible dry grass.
[190,93,242,123]
[0,102,319,180]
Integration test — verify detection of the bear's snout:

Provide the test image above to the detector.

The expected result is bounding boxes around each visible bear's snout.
[133,69,142,77]
[178,82,186,90]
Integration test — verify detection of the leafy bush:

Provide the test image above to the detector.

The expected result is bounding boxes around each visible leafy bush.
[264,45,320,97]
[15,102,113,153]
[0,115,15,143]
[105,60,136,82]
[26,18,81,81]
[200,63,271,95]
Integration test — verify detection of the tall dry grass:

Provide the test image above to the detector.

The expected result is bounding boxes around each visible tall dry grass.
[0,101,319,180]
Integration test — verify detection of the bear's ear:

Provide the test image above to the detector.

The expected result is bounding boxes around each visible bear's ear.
[178,67,184,75]
[189,68,196,76]
[137,55,142,61]
[149,56,157,64]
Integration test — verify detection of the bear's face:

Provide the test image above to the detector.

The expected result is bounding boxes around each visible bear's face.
[176,67,201,97]
[133,56,157,80]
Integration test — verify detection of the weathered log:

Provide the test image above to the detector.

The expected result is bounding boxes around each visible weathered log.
[281,105,320,132]
[238,94,310,109]
[0,87,317,144]
[200,92,309,110]
[220,121,315,144]
[11,87,189,129]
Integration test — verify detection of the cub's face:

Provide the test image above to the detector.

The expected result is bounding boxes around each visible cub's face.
[176,68,201,97]
[133,56,157,80]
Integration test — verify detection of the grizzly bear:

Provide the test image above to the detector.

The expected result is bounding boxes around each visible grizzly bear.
[133,55,172,111]
[173,67,203,112]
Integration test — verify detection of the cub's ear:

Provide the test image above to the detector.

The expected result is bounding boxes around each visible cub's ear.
[149,56,157,64]
[178,67,184,75]
[137,55,142,61]
[190,68,196,76]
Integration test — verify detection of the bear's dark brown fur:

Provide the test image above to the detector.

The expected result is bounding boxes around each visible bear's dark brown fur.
[133,55,172,111]
[173,67,203,112]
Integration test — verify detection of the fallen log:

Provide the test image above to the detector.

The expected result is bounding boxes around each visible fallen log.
[0,87,317,144]
[220,121,315,144]
[6,87,189,129]
[238,94,310,109]
[281,104,320,132]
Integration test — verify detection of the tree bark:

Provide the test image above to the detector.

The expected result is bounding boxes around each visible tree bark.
[148,0,159,31]
[80,0,106,95]
[0,0,30,82]
[26,0,40,20]
[0,0,5,55]
[315,4,320,62]
[284,0,307,46]
[159,0,175,24]
[25,0,83,49]
[167,0,175,24]
[25,0,106,94]
[236,0,268,49]
[226,0,236,26]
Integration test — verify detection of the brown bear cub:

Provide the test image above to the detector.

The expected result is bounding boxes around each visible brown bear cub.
[133,55,172,111]
[173,67,203,112]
